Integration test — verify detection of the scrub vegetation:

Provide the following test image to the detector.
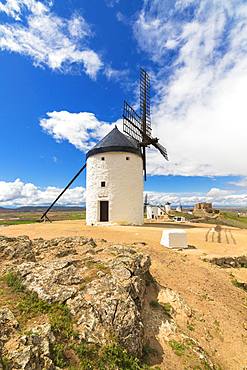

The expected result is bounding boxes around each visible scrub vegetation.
[0,208,86,225]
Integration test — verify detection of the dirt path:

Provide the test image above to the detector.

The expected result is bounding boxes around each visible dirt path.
[1,220,247,369]
[1,220,247,256]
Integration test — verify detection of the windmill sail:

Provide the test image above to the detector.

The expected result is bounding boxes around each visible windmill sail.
[122,68,168,181]
[140,68,152,137]
[152,141,169,160]
[123,101,142,142]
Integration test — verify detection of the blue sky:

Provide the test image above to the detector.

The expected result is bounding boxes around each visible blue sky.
[0,0,247,207]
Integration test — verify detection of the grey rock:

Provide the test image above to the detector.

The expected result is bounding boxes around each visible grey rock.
[5,323,56,370]
[207,255,247,268]
[15,260,82,303]
[67,274,144,356]
[2,236,151,357]
[0,308,18,342]
[0,236,35,263]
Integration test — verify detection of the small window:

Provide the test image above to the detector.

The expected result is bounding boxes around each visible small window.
[101,181,106,187]
[126,156,130,160]
[101,157,105,161]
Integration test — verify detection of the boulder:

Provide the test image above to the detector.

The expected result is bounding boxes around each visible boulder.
[4,323,56,370]
[0,236,35,263]
[207,255,247,268]
[1,236,151,358]
[0,308,18,342]
[15,260,83,303]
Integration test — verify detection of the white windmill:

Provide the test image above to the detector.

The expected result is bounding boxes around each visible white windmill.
[40,69,168,225]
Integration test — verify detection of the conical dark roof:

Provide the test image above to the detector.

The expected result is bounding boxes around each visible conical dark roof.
[86,126,141,159]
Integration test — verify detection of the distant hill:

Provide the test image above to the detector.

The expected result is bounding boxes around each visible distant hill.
[0,206,86,213]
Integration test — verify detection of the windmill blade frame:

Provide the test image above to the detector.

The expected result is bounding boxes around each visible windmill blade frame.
[122,68,168,180]
[151,141,169,161]
[123,101,143,142]
[123,114,168,156]
[140,68,152,137]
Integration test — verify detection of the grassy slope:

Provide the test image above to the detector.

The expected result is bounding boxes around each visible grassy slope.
[0,211,86,225]
[218,212,247,229]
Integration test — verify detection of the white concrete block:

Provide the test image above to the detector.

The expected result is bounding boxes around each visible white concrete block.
[160,229,188,249]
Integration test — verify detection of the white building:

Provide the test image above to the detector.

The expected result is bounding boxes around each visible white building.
[158,207,165,217]
[146,205,159,220]
[86,127,144,225]
[165,202,171,214]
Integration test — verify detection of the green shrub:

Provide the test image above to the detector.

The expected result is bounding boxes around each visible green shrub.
[18,292,50,315]
[50,343,67,368]
[49,303,74,339]
[232,279,247,291]
[169,340,186,356]
[160,302,172,316]
[5,272,24,292]
[149,300,160,309]
[0,356,11,370]
[72,343,151,370]
[149,300,173,316]
[187,323,195,331]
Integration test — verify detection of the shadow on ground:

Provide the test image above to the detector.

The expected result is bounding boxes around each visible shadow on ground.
[142,222,198,229]
[205,226,236,244]
[142,273,174,366]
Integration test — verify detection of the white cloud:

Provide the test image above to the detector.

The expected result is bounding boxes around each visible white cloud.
[104,66,129,81]
[0,179,85,207]
[0,0,50,20]
[0,0,102,78]
[105,0,119,8]
[229,177,247,187]
[1,179,247,207]
[134,0,247,177]
[147,187,247,207]
[40,111,117,152]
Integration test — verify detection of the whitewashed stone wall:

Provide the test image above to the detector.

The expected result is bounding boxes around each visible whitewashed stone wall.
[146,205,159,219]
[86,151,143,225]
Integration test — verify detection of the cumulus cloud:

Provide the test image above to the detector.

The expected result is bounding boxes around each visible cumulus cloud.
[147,187,247,207]
[0,179,85,207]
[0,0,50,20]
[104,66,129,81]
[40,111,118,152]
[229,177,247,187]
[1,179,246,207]
[0,0,102,78]
[134,0,247,177]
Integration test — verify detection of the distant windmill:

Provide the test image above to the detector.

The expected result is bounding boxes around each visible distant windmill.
[123,68,168,180]
[144,193,149,214]
[40,69,168,224]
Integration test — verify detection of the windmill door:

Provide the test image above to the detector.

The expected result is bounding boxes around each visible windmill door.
[100,201,109,222]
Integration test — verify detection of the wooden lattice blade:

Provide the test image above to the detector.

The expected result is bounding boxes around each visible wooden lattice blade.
[123,101,143,142]
[151,141,169,161]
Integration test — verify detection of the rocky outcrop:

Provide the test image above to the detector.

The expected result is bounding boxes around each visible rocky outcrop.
[0,236,36,264]
[0,235,151,363]
[3,323,56,370]
[14,260,83,303]
[0,308,19,343]
[67,248,150,355]
[206,255,247,268]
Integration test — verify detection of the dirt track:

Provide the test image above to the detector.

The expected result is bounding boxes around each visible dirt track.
[1,220,247,369]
